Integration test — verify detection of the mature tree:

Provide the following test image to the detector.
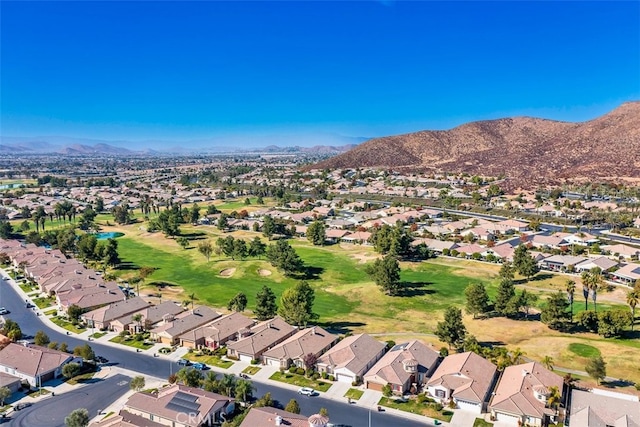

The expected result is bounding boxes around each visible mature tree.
[137,266,155,296]
[189,204,201,224]
[198,240,213,262]
[73,343,95,361]
[102,238,120,268]
[262,215,275,240]
[464,283,490,319]
[217,213,229,231]
[510,289,538,318]
[220,373,237,397]
[542,355,554,370]
[248,237,266,258]
[306,221,326,246]
[34,330,50,346]
[302,353,319,372]
[495,275,516,316]
[627,290,638,331]
[227,292,248,312]
[597,309,632,338]
[176,367,203,387]
[541,291,571,330]
[77,234,98,262]
[112,203,132,225]
[232,238,247,260]
[278,281,316,326]
[202,372,219,393]
[513,245,538,280]
[566,279,576,322]
[365,254,401,296]
[585,356,607,385]
[0,386,11,406]
[547,386,562,415]
[65,408,90,427]
[254,285,278,320]
[285,399,301,414]
[577,310,599,333]
[435,306,467,349]
[0,221,12,239]
[62,363,81,379]
[67,304,84,323]
[235,379,256,403]
[130,376,146,392]
[60,342,69,353]
[266,240,304,276]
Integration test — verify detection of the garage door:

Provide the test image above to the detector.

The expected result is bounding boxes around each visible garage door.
[367,382,384,391]
[239,354,254,363]
[496,412,521,425]
[456,399,481,413]
[265,358,281,368]
[336,373,353,383]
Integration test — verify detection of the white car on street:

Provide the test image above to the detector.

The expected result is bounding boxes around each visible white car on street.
[298,387,315,396]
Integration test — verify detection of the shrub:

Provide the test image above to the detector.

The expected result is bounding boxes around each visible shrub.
[311,372,320,380]
[119,330,129,337]
[289,367,297,374]
[296,368,305,376]
[251,358,260,365]
[321,372,328,380]
[305,368,314,377]
[134,334,144,342]
[328,375,335,381]
[187,347,193,353]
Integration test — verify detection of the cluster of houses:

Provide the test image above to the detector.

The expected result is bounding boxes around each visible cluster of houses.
[0,238,126,313]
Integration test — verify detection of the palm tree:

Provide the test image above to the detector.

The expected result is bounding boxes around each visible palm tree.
[627,291,638,332]
[589,268,603,313]
[542,355,554,371]
[510,348,524,365]
[235,379,256,403]
[220,373,236,398]
[131,313,144,333]
[547,385,562,417]
[202,372,219,393]
[188,293,196,311]
[581,272,590,311]
[565,280,576,322]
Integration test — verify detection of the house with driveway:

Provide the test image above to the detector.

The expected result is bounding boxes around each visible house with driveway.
[364,340,440,394]
[427,351,498,413]
[226,317,296,363]
[81,296,151,331]
[122,384,235,427]
[489,362,563,426]
[179,312,256,349]
[262,326,337,369]
[316,333,387,384]
[569,388,640,427]
[150,306,221,345]
[110,301,185,334]
[0,343,83,387]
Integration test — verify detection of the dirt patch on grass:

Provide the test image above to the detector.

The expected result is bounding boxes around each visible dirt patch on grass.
[258,269,272,276]
[350,253,379,264]
[219,268,236,277]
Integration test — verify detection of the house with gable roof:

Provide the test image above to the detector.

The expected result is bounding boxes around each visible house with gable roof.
[315,333,387,384]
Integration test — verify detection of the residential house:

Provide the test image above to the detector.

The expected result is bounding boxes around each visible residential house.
[411,238,459,254]
[489,362,563,426]
[325,229,350,244]
[150,306,221,345]
[602,244,640,261]
[462,227,495,241]
[610,263,640,285]
[262,326,337,369]
[226,317,296,362]
[316,334,387,384]
[341,231,372,245]
[110,301,185,334]
[427,351,498,413]
[528,235,567,250]
[364,340,440,394]
[538,255,588,272]
[563,233,600,247]
[56,280,126,313]
[569,389,640,427]
[179,312,255,349]
[0,343,83,387]
[574,257,619,273]
[239,407,330,427]
[123,384,234,427]
[81,297,152,331]
[0,371,22,394]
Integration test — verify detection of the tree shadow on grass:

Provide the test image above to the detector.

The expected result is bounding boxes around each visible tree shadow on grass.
[318,321,367,335]
[602,378,635,388]
[180,231,208,240]
[530,273,555,282]
[295,266,324,280]
[149,281,177,289]
[116,261,140,270]
[399,281,436,297]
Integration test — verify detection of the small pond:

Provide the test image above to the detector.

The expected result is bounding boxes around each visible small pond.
[95,232,125,240]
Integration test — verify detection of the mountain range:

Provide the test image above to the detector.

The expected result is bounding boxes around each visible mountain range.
[0,135,364,156]
[313,102,640,189]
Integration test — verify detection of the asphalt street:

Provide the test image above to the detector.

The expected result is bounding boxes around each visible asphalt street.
[0,276,432,427]
[6,374,132,427]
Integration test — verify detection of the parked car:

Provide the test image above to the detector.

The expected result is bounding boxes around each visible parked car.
[298,387,315,396]
[0,307,9,315]
[192,362,206,370]
[177,359,191,366]
[14,402,32,411]
[95,356,108,364]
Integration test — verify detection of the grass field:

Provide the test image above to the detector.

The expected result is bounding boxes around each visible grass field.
[568,343,601,358]
[92,221,640,385]
[378,397,454,422]
[269,371,332,392]
[344,388,364,400]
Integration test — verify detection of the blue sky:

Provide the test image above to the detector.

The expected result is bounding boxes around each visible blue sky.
[1,1,639,147]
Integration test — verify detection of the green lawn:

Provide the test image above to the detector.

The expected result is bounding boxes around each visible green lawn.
[344,388,364,400]
[269,371,332,392]
[242,366,261,375]
[473,418,494,427]
[33,296,55,309]
[568,343,601,358]
[378,397,454,422]
[19,283,37,292]
[184,352,234,369]
[109,335,154,350]
[51,317,86,333]
[89,331,107,339]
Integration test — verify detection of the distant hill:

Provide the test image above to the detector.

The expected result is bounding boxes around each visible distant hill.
[312,102,640,188]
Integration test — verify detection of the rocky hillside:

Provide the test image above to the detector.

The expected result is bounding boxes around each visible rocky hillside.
[313,102,640,188]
